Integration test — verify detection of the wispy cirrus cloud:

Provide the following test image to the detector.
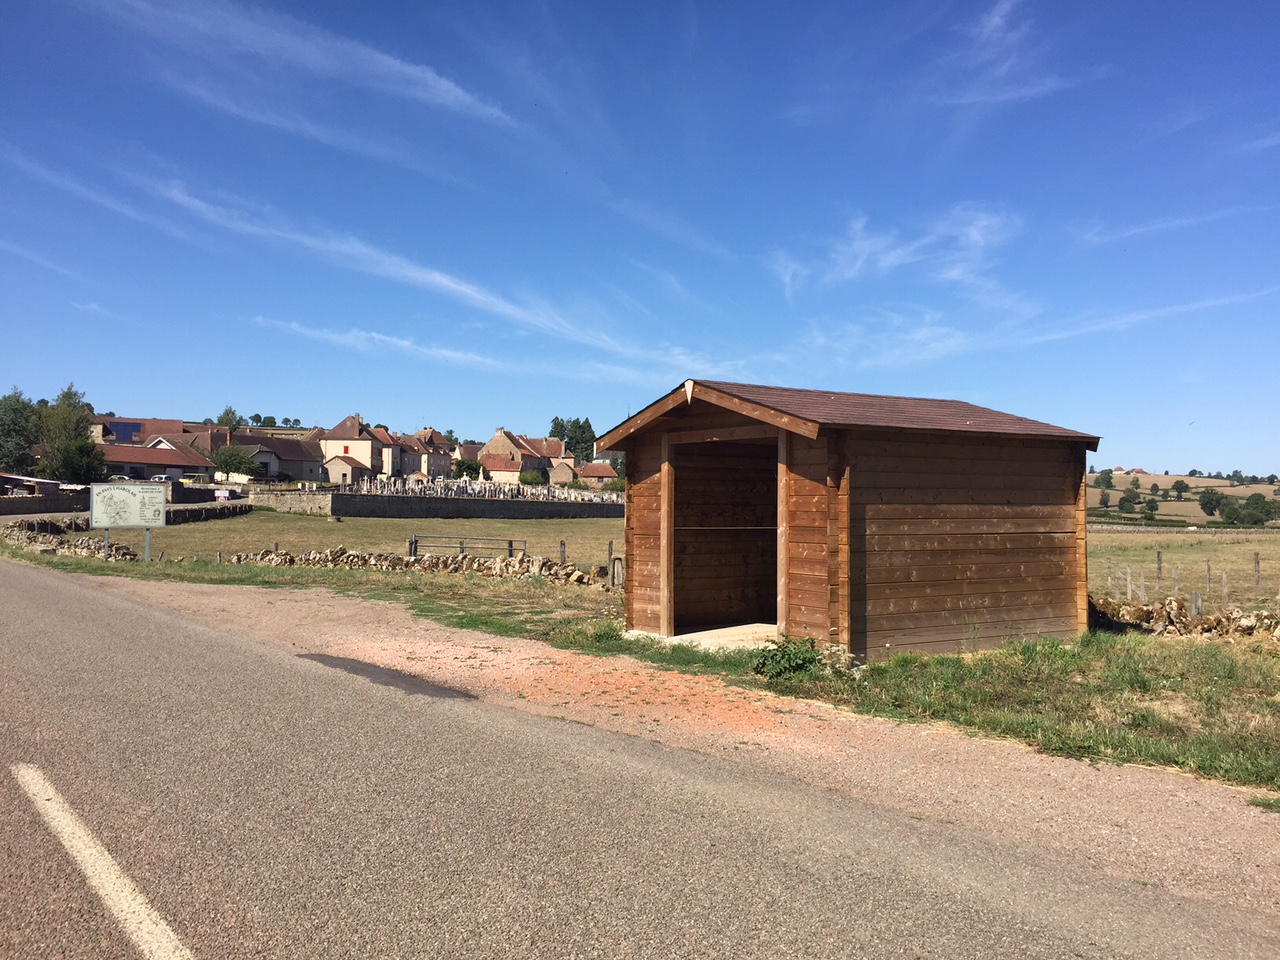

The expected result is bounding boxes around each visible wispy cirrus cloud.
[0,239,87,281]
[255,318,502,368]
[926,0,1102,107]
[150,180,598,346]
[92,0,512,125]
[70,301,121,319]
[611,198,734,260]
[1077,206,1272,245]
[163,75,441,173]
[796,308,972,370]
[776,202,1038,319]
[1232,130,1280,153]
[1019,289,1278,345]
[4,148,190,239]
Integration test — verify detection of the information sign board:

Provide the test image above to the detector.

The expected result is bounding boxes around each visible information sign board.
[90,483,167,529]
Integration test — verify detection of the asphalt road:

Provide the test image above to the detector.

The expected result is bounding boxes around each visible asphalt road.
[2,559,1276,959]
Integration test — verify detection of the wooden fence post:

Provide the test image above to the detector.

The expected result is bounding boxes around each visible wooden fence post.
[1223,572,1229,606]
[1173,565,1179,598]
[1156,550,1163,595]
[1255,552,1262,594]
[560,540,567,564]
[1126,564,1132,601]
[1139,569,1146,602]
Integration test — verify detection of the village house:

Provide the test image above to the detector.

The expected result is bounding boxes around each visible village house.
[412,428,456,478]
[320,415,384,478]
[477,428,571,482]
[99,442,215,481]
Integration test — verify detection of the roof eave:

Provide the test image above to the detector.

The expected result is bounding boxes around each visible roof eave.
[596,379,822,453]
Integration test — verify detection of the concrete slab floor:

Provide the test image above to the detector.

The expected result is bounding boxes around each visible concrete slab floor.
[626,623,778,652]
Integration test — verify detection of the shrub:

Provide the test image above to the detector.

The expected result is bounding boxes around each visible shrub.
[754,636,824,680]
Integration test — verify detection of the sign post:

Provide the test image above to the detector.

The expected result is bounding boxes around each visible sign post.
[90,483,167,561]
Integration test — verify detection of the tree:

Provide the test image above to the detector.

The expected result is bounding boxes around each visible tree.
[261,415,277,428]
[216,406,243,429]
[1144,498,1159,515]
[442,428,458,445]
[1098,490,1111,508]
[453,458,482,481]
[249,413,262,427]
[549,416,567,441]
[0,387,39,474]
[1094,469,1114,490]
[1128,475,1141,491]
[1149,483,1160,497]
[209,445,260,478]
[36,383,106,483]
[1171,479,1190,500]
[1198,489,1226,517]
[1188,469,1202,477]
[518,470,547,486]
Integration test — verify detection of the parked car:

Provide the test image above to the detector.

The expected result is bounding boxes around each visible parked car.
[149,475,172,483]
[108,475,131,482]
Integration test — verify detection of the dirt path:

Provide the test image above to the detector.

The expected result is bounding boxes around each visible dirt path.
[85,574,1280,918]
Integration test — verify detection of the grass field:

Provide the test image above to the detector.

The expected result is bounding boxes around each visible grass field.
[101,510,626,570]
[1089,529,1280,608]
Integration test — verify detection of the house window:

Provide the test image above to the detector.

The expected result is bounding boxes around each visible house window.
[343,445,349,454]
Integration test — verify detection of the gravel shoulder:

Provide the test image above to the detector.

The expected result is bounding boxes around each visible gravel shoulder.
[81,573,1280,918]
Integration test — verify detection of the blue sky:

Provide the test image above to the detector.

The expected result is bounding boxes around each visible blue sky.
[2,0,1277,472]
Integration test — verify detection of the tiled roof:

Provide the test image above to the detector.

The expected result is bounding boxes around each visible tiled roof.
[479,454,521,474]
[325,455,366,470]
[456,444,483,461]
[324,415,371,441]
[99,443,213,468]
[579,462,617,479]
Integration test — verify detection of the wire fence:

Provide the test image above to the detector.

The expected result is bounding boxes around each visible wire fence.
[1096,549,1280,613]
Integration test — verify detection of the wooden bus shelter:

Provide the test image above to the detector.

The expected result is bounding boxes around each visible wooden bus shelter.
[595,380,1100,661]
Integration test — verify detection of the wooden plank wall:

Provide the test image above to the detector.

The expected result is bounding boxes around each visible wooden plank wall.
[782,434,831,642]
[673,442,776,632]
[624,432,663,634]
[845,430,1085,661]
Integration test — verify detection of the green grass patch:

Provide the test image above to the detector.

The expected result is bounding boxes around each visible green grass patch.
[1248,795,1280,812]
[767,631,1280,789]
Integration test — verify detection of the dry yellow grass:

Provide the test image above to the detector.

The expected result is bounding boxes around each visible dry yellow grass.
[1088,528,1280,607]
[1085,473,1280,522]
[105,511,626,569]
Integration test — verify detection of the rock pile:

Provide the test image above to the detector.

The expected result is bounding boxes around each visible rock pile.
[0,520,137,560]
[1091,595,1280,643]
[228,545,604,587]
[2,521,606,587]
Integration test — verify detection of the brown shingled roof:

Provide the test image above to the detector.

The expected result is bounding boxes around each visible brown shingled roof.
[597,379,1099,451]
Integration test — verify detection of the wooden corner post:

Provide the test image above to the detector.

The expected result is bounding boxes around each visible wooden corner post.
[660,434,675,637]
[776,431,790,639]
[1075,446,1089,635]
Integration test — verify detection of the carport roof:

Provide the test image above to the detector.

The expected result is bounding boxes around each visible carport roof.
[596,380,1100,452]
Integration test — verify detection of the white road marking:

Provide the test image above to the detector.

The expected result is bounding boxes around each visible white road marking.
[11,763,195,960]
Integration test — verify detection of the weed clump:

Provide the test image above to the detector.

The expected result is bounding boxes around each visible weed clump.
[754,636,824,680]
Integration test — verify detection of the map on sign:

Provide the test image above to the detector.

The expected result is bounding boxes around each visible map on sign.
[90,483,168,529]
